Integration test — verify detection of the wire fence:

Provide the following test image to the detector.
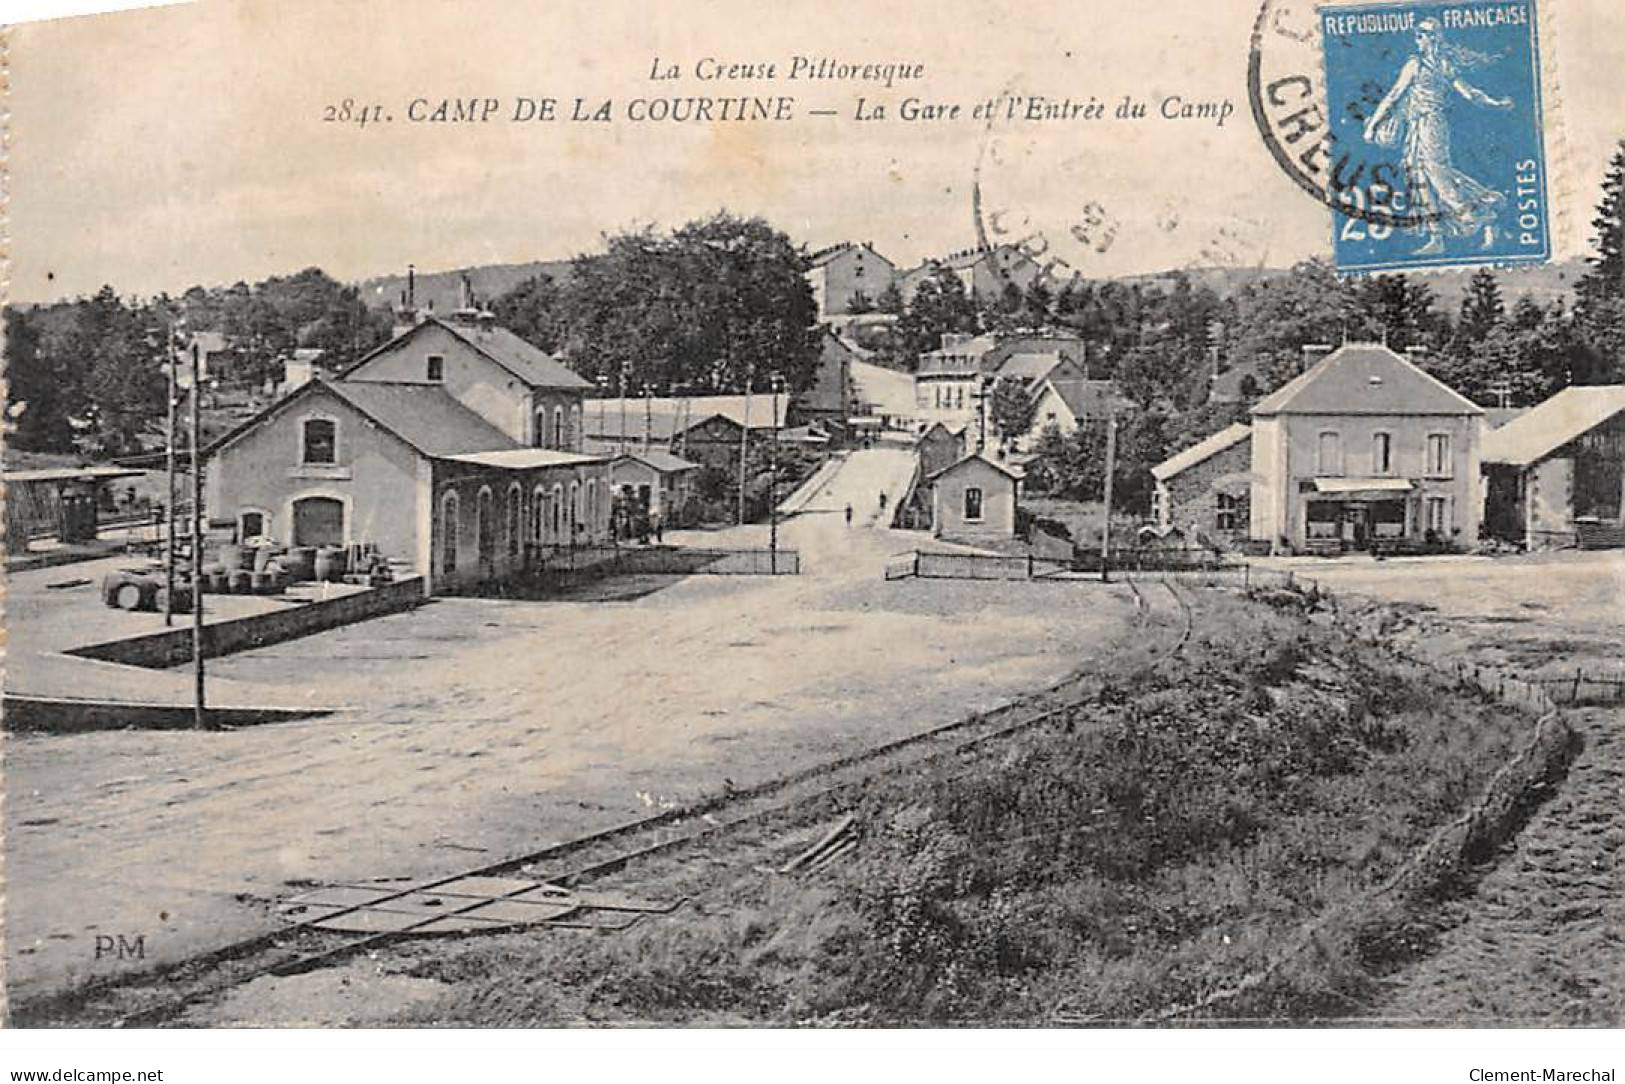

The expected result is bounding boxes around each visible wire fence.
[534,543,800,577]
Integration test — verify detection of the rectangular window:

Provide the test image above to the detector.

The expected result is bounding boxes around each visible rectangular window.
[426,354,444,382]
[302,418,336,464]
[1373,432,1393,475]
[1316,430,1343,475]
[963,486,984,522]
[1425,496,1449,534]
[1427,433,1451,477]
[1216,492,1240,531]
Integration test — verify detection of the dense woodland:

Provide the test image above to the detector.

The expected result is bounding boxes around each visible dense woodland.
[5,150,1623,514]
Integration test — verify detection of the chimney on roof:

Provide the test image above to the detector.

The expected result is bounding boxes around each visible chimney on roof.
[1301,343,1335,371]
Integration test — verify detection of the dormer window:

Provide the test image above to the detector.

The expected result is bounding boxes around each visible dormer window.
[426,354,445,382]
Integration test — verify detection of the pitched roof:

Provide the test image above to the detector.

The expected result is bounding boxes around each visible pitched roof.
[581,395,789,441]
[1250,343,1482,417]
[927,451,1024,483]
[807,241,893,269]
[1151,423,1252,482]
[345,317,590,390]
[208,378,518,461]
[612,450,700,473]
[1042,378,1126,419]
[1481,385,1625,467]
[983,335,1088,376]
[471,324,591,388]
[994,351,1065,383]
[323,381,520,457]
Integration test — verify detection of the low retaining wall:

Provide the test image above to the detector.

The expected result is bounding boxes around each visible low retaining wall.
[66,577,428,670]
[2,696,335,734]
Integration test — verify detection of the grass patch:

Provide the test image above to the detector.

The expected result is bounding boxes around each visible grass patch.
[393,591,1538,1026]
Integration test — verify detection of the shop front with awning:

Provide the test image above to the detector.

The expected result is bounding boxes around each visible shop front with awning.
[1301,477,1415,550]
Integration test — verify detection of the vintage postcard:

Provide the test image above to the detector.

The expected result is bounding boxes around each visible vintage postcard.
[1,0,1622,1060]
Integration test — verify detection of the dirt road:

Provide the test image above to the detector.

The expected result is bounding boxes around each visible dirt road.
[5,488,1135,1002]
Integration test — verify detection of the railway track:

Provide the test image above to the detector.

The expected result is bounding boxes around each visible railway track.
[20,571,1201,1027]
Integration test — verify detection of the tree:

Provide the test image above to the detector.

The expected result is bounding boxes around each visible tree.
[875,281,905,315]
[491,272,567,353]
[1356,273,1442,350]
[1458,268,1505,342]
[2,306,75,452]
[535,212,821,396]
[894,267,978,367]
[988,375,1038,446]
[1574,141,1625,383]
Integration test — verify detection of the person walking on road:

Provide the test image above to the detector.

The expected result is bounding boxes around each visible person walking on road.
[844,503,853,527]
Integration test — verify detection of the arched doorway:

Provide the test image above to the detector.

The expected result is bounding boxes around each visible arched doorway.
[292,496,344,547]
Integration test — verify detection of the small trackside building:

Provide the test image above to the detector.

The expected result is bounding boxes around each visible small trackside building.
[1481,385,1625,549]
[1150,423,1253,549]
[930,453,1021,544]
[609,450,699,525]
[1248,343,1485,554]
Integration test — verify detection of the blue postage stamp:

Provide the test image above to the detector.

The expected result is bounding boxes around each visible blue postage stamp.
[1320,0,1549,274]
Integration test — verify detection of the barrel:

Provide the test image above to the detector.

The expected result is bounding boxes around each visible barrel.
[250,571,280,595]
[314,546,347,582]
[283,546,317,582]
[227,569,253,594]
[252,545,279,573]
[206,570,230,594]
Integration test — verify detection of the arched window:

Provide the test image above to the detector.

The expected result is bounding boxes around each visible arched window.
[506,483,522,558]
[531,486,547,544]
[476,486,495,566]
[534,409,548,449]
[586,479,597,537]
[552,406,564,450]
[570,405,582,451]
[440,491,459,575]
[569,481,580,539]
[552,483,564,538]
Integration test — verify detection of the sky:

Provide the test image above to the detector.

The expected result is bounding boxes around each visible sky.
[4,0,1623,304]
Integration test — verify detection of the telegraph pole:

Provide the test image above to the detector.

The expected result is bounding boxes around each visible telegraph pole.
[165,320,178,625]
[1100,410,1117,584]
[190,340,207,730]
[737,365,753,527]
[769,374,781,569]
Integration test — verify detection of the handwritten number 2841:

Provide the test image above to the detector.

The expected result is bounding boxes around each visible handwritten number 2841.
[323,99,386,127]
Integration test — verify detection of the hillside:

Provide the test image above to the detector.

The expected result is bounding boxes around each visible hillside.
[357,259,575,314]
